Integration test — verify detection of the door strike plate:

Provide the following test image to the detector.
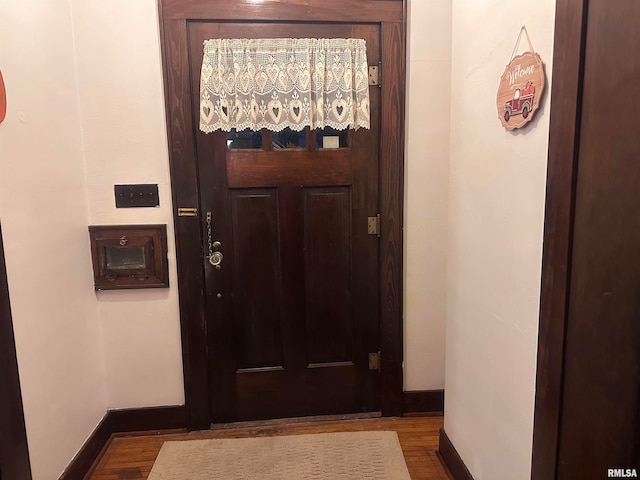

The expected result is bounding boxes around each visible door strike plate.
[369,352,381,371]
[178,207,198,217]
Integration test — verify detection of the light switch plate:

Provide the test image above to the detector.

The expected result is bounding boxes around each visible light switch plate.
[114,184,159,208]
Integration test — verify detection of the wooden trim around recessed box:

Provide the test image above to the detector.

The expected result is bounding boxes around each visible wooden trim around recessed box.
[58,405,187,480]
[88,224,169,290]
[438,428,475,480]
[402,390,444,416]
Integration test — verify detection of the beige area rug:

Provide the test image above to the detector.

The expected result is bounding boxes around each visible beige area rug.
[147,431,411,480]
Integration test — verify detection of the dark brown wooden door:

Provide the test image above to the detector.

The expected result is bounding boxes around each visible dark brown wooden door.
[0,224,32,480]
[188,22,381,422]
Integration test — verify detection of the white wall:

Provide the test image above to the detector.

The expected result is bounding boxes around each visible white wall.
[0,0,455,474]
[0,1,108,479]
[445,1,555,479]
[70,0,184,408]
[404,0,451,391]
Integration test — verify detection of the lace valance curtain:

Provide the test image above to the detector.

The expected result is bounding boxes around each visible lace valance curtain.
[199,38,370,133]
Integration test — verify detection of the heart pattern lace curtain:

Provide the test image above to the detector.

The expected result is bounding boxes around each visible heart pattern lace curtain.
[199,38,370,133]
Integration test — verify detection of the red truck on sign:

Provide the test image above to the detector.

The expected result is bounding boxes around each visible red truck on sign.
[504,81,535,122]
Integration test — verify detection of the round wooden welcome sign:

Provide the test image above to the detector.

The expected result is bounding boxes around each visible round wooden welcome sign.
[497,52,545,130]
[0,70,6,124]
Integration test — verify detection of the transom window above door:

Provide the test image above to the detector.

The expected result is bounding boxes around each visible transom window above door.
[226,126,350,150]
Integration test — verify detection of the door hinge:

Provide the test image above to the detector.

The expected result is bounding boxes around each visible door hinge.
[369,352,381,372]
[368,63,381,87]
[367,214,381,237]
[178,207,198,217]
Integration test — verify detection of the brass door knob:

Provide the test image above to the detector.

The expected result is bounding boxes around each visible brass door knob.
[209,251,223,268]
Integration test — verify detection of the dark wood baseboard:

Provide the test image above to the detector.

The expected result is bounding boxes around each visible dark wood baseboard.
[402,390,445,415]
[58,405,187,480]
[109,405,188,434]
[438,428,474,480]
[58,413,113,480]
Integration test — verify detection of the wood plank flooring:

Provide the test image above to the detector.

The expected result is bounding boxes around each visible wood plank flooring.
[88,416,449,480]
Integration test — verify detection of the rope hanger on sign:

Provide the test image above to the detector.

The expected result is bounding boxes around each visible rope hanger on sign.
[509,25,536,62]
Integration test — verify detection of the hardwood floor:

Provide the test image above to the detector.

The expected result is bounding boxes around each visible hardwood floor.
[88,416,450,479]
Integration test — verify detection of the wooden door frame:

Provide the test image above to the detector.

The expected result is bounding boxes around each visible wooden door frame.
[158,0,407,430]
[0,224,32,480]
[530,0,588,478]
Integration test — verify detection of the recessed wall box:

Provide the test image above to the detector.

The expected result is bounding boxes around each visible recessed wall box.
[89,225,169,290]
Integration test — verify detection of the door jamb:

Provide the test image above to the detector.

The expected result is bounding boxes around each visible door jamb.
[0,224,33,480]
[157,0,407,429]
[530,0,588,478]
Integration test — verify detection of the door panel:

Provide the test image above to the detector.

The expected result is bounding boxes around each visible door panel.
[227,150,353,188]
[189,21,380,422]
[304,187,353,364]
[230,189,283,370]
